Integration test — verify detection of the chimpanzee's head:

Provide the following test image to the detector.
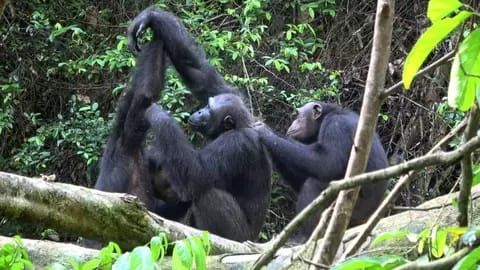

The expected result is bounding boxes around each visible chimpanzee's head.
[286,102,323,143]
[189,93,253,138]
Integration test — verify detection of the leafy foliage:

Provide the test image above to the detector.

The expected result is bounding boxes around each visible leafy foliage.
[448,28,480,110]
[44,233,210,270]
[12,95,109,175]
[403,11,472,89]
[403,0,480,111]
[0,236,33,270]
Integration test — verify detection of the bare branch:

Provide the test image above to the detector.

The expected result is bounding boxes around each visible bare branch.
[458,105,480,226]
[395,247,471,270]
[382,50,456,98]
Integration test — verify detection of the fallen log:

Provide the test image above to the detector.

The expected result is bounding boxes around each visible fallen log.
[3,185,480,269]
[0,171,250,254]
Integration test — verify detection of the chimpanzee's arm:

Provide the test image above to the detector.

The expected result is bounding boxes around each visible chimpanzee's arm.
[96,37,165,193]
[120,38,166,153]
[255,116,352,183]
[146,104,217,200]
[128,8,236,104]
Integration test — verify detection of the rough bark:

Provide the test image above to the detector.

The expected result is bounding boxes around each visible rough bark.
[0,171,250,254]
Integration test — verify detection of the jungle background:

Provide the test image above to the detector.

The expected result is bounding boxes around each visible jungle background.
[0,0,463,241]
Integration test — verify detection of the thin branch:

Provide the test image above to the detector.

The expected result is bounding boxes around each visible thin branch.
[342,117,468,258]
[458,105,480,226]
[395,247,471,270]
[241,56,255,116]
[249,134,480,269]
[382,50,456,98]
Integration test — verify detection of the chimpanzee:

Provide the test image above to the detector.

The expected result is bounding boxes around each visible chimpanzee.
[144,95,271,241]
[95,25,188,221]
[127,8,272,241]
[254,101,389,243]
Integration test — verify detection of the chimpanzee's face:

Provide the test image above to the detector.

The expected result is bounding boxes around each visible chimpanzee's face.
[188,94,237,137]
[286,102,322,143]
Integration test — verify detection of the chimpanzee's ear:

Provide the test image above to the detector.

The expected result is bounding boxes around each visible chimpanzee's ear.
[223,115,235,130]
[312,104,323,120]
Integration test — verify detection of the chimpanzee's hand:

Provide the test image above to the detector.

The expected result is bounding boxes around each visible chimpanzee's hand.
[146,103,170,125]
[253,121,273,138]
[128,7,165,55]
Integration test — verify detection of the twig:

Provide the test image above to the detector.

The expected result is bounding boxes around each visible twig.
[395,247,471,270]
[241,56,254,115]
[382,50,456,98]
[251,58,297,90]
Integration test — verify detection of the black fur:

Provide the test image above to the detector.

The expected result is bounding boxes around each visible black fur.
[255,102,389,243]
[95,28,188,220]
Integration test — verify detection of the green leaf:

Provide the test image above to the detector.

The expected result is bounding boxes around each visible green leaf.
[81,258,100,270]
[448,29,480,111]
[112,252,131,270]
[331,255,408,270]
[189,237,207,270]
[308,8,314,19]
[472,164,480,186]
[201,232,211,256]
[150,236,164,261]
[172,241,193,270]
[129,246,154,270]
[417,228,431,254]
[371,230,409,247]
[427,0,463,23]
[431,226,447,258]
[453,246,480,270]
[403,11,472,89]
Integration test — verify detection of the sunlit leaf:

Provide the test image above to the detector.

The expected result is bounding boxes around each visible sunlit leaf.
[150,236,164,261]
[448,29,480,111]
[172,241,193,270]
[417,228,430,254]
[472,164,480,186]
[427,0,463,23]
[331,255,408,270]
[189,237,207,270]
[81,258,101,270]
[201,232,211,256]
[431,226,447,258]
[403,11,472,89]
[453,246,480,270]
[371,230,409,247]
[129,246,154,270]
[112,252,131,270]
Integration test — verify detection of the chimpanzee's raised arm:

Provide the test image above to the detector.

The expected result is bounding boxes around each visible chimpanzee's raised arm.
[96,35,165,195]
[128,7,236,104]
